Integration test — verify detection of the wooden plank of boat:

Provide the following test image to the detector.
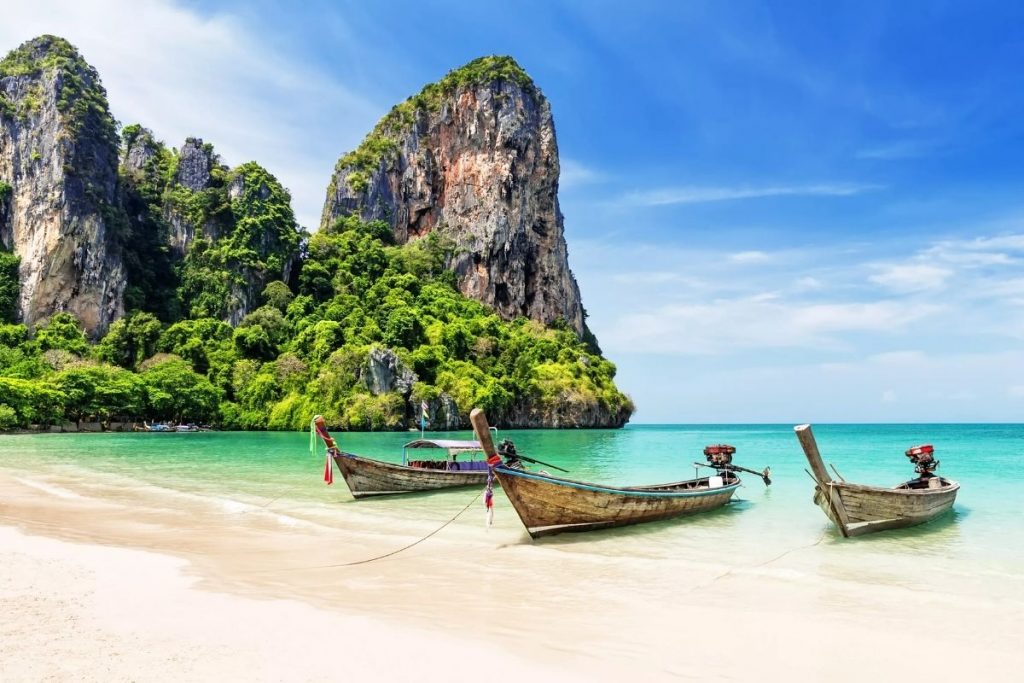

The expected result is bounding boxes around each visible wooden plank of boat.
[795,423,959,537]
[495,466,741,538]
[469,408,740,539]
[331,451,488,499]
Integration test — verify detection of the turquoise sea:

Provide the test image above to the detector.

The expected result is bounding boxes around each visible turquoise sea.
[2,421,1024,565]
[2,423,1023,600]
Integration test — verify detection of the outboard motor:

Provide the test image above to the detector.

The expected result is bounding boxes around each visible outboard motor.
[906,444,939,477]
[700,444,771,486]
[703,444,736,468]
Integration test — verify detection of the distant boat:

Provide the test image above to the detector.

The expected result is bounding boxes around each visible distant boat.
[794,424,960,537]
[469,409,769,538]
[311,416,492,498]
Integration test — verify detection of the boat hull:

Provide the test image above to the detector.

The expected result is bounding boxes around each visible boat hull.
[332,452,488,499]
[496,467,740,538]
[813,480,959,537]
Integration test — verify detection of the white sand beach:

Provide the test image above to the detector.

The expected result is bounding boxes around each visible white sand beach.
[1,468,1022,682]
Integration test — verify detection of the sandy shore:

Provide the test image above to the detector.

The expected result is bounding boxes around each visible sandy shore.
[1,467,1022,681]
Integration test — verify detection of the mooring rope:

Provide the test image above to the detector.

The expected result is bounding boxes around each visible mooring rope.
[247,490,483,573]
[688,530,828,592]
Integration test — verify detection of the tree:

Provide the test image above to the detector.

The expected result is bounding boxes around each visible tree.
[96,312,163,369]
[0,250,20,323]
[34,313,89,356]
[141,358,221,422]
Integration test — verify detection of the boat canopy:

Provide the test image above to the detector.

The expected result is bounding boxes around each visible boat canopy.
[403,439,482,451]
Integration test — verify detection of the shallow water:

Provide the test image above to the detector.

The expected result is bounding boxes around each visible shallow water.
[2,423,1022,591]
[3,423,1023,678]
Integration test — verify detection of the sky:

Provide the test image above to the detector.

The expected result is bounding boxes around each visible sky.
[4,0,1024,422]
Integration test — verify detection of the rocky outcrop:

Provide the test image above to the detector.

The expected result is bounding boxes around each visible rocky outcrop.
[175,138,214,191]
[321,56,586,336]
[362,347,415,396]
[0,35,126,336]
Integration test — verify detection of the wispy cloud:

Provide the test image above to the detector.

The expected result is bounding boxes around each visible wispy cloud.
[728,250,771,264]
[869,263,952,293]
[619,182,881,207]
[559,158,605,188]
[855,139,940,160]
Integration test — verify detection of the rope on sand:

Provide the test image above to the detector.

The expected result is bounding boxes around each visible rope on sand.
[249,491,483,572]
[688,531,828,592]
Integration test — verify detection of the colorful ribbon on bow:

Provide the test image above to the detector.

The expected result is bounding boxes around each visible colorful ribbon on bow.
[311,415,336,485]
[484,453,501,527]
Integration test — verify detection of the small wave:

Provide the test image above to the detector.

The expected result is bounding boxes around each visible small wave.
[13,477,84,500]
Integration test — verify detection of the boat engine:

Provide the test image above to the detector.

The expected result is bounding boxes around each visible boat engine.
[905,444,939,476]
[704,444,736,468]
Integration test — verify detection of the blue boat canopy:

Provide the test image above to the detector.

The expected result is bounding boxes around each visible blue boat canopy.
[403,439,482,451]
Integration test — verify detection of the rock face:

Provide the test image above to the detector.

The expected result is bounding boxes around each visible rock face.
[362,347,415,396]
[166,137,219,257]
[0,36,125,336]
[321,56,586,336]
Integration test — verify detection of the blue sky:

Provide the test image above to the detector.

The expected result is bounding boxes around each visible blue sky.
[6,0,1024,422]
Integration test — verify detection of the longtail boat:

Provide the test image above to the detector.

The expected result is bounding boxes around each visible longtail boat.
[312,416,491,498]
[470,409,770,539]
[794,424,960,538]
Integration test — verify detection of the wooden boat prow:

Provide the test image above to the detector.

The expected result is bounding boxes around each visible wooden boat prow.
[794,424,959,537]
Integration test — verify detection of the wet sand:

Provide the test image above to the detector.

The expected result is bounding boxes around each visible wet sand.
[1,468,1021,681]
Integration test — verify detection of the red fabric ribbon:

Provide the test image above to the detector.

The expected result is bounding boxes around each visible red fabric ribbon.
[324,452,333,485]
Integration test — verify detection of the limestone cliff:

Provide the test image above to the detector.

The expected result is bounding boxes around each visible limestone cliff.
[118,127,303,325]
[0,36,125,336]
[321,56,586,337]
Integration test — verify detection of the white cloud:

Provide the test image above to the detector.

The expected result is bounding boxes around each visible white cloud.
[729,250,770,264]
[0,0,382,229]
[793,276,823,291]
[600,296,942,355]
[1009,386,1024,398]
[559,158,604,188]
[869,263,952,292]
[619,182,880,207]
[881,389,897,403]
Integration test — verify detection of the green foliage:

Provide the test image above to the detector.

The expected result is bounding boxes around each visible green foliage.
[0,249,20,323]
[53,364,147,420]
[141,357,221,422]
[117,126,181,319]
[177,161,303,320]
[0,197,630,429]
[35,313,89,356]
[0,377,66,426]
[95,312,163,369]
[262,280,293,311]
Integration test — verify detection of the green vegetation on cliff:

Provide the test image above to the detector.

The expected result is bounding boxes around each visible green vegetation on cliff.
[0,213,632,430]
[0,40,633,431]
[332,55,536,201]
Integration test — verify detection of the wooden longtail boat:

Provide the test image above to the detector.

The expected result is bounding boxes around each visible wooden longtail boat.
[794,424,960,538]
[312,416,490,498]
[470,409,757,539]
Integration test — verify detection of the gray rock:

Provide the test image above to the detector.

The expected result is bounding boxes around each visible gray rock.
[362,347,415,396]
[175,137,214,191]
[120,127,158,174]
